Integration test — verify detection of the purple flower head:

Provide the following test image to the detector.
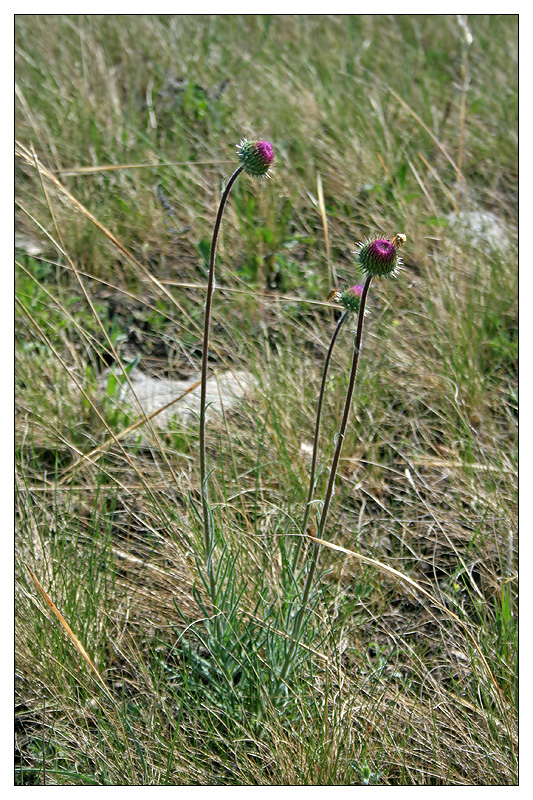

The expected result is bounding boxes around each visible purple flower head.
[337,284,365,313]
[237,138,275,178]
[355,234,406,278]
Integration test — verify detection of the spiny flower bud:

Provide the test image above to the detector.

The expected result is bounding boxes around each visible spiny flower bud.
[355,234,406,278]
[336,284,364,313]
[237,138,275,178]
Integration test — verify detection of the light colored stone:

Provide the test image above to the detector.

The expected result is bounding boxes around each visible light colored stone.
[101,368,255,430]
[448,207,511,251]
[15,233,45,256]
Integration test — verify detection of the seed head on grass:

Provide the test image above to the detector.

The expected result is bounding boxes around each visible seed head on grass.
[355,233,406,278]
[237,138,275,178]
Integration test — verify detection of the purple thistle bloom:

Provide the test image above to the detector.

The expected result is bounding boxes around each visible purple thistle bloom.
[356,235,405,278]
[256,140,274,166]
[237,138,275,178]
[337,284,365,312]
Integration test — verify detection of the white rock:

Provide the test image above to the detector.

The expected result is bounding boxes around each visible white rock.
[448,208,511,251]
[101,368,255,430]
[15,233,45,256]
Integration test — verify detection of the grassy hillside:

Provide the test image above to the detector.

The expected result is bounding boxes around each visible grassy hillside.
[15,14,517,785]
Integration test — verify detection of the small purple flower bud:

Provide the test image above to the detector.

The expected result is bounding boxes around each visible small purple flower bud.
[237,138,275,178]
[355,234,406,278]
[337,284,364,313]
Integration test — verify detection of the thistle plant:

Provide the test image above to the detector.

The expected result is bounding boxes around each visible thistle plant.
[199,139,274,610]
[291,284,365,573]
[281,234,406,683]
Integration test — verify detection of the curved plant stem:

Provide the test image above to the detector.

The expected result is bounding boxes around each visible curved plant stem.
[291,308,349,573]
[200,165,244,604]
[280,275,372,683]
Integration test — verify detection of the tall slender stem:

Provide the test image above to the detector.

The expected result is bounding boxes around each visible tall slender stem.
[292,309,349,573]
[280,275,372,683]
[200,165,244,604]
[315,274,372,540]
